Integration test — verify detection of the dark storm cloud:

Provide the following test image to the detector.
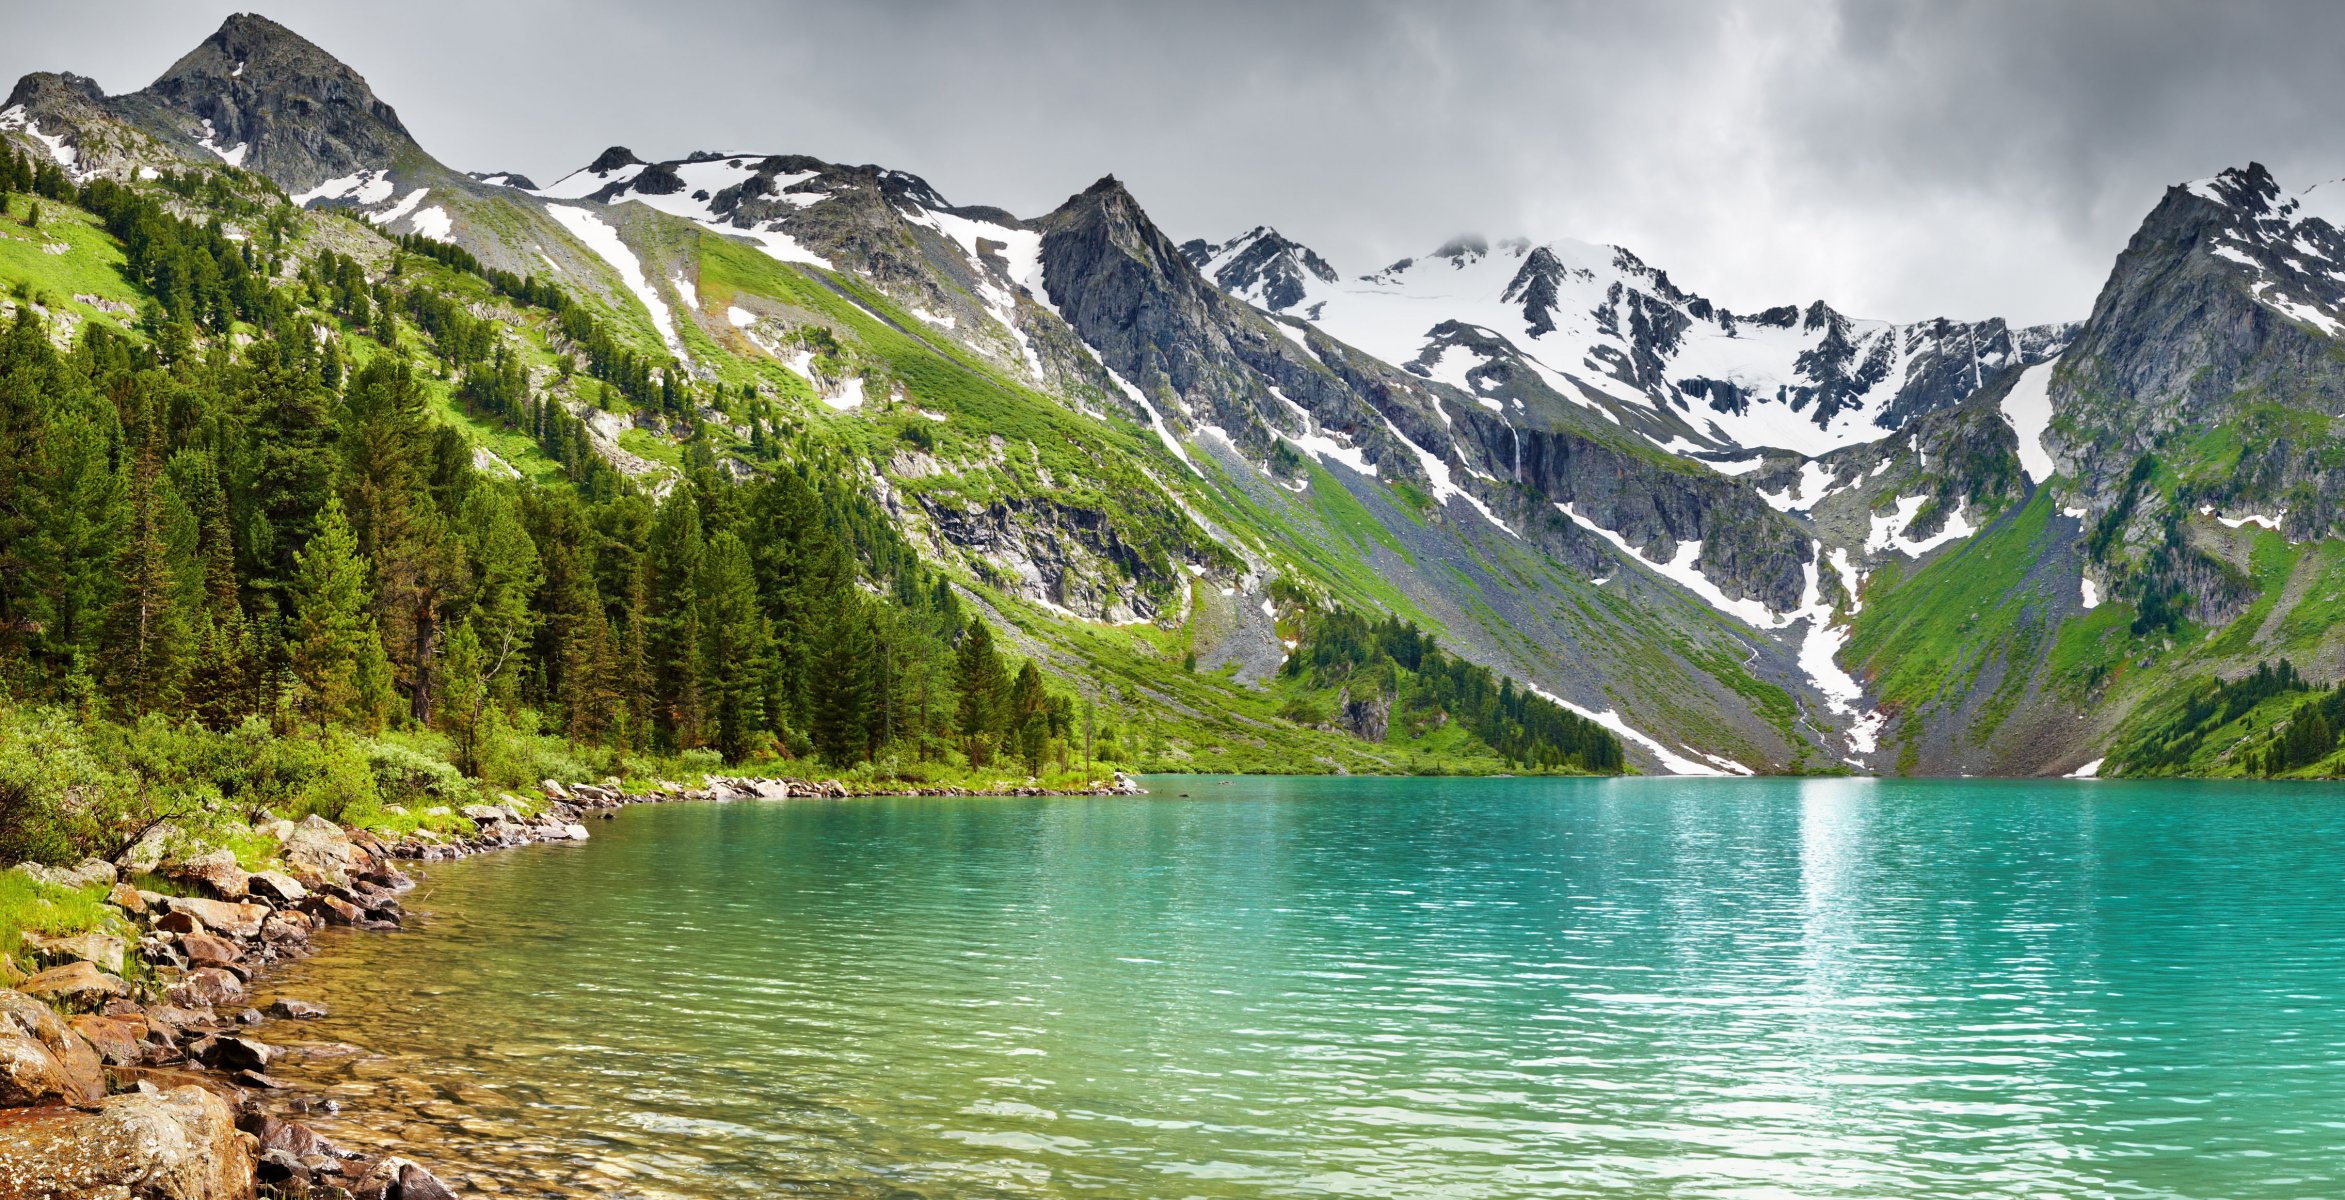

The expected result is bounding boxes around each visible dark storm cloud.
[9,0,2345,324]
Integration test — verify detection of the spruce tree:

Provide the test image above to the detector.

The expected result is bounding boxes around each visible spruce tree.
[954,618,1009,766]
[289,496,390,732]
[698,531,772,763]
[640,492,707,750]
[1007,661,1050,776]
[105,433,190,717]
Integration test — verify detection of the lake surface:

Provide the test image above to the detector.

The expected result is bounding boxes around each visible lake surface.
[257,776,2345,1199]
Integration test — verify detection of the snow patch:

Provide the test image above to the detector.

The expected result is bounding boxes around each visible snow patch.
[368,188,430,229]
[2000,360,2059,483]
[2216,509,2286,531]
[293,169,396,207]
[544,204,682,356]
[407,206,452,242]
[671,273,698,312]
[2080,577,2099,609]
[822,377,866,411]
[1558,504,1781,628]
[1866,495,1974,557]
[0,106,77,171]
[2068,758,2104,779]
[1522,682,1730,776]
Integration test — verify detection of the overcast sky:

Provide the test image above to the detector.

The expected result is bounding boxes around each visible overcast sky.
[8,0,2344,325]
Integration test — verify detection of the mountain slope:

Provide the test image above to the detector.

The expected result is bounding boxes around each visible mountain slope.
[35,15,2345,778]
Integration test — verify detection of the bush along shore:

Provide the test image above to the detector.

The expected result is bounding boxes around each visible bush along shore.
[0,771,1140,1199]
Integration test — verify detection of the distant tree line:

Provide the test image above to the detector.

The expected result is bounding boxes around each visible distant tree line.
[1284,605,1622,772]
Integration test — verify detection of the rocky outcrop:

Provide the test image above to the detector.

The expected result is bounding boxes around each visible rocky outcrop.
[0,1085,254,1200]
[117,13,422,193]
[0,990,104,1109]
[914,492,1179,624]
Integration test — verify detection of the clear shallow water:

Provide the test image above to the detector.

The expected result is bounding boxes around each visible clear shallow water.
[258,776,2345,1199]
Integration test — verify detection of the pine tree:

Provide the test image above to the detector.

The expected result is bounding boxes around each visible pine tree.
[104,431,190,716]
[289,496,389,732]
[435,619,490,774]
[179,455,252,728]
[698,531,772,763]
[954,618,1009,766]
[1007,660,1050,776]
[640,492,706,750]
[810,597,873,766]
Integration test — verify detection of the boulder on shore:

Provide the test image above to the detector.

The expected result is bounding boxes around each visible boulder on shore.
[0,1084,254,1199]
[353,1155,458,1200]
[0,989,105,1108]
[17,962,128,1012]
[20,933,127,978]
[169,849,249,901]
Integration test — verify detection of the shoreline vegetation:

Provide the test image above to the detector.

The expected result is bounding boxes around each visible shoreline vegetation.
[0,771,1139,1196]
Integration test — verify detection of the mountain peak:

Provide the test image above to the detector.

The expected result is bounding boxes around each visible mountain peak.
[587,145,643,173]
[1179,226,1340,313]
[126,11,419,189]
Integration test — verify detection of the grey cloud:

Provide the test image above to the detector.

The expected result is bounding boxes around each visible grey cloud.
[7,0,2345,325]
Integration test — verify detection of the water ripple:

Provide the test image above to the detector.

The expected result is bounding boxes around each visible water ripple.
[256,777,2345,1199]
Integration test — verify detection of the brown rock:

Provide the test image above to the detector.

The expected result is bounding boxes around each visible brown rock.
[187,1034,275,1074]
[171,848,249,901]
[259,913,311,946]
[177,934,242,969]
[22,932,128,978]
[17,961,128,1011]
[280,816,363,886]
[267,998,327,1020]
[308,895,364,926]
[167,967,243,1010]
[0,989,105,1108]
[66,1015,145,1068]
[154,910,203,936]
[162,897,269,940]
[107,882,148,915]
[0,1084,254,1199]
[353,1156,459,1200]
[245,871,307,905]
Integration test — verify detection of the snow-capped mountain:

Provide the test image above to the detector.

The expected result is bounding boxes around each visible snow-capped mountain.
[1179,227,1339,314]
[1185,228,2075,461]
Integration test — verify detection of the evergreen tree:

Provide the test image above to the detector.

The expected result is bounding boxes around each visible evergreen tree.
[810,597,873,766]
[954,618,1009,766]
[1006,660,1050,776]
[698,531,771,763]
[639,492,706,750]
[104,430,190,716]
[435,619,488,773]
[289,496,390,732]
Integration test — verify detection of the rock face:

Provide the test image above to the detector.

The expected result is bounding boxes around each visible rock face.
[117,12,422,193]
[0,1085,254,1200]
[0,990,105,1109]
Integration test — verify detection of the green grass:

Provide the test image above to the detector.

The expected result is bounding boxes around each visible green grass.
[0,874,124,975]
[1848,489,2056,713]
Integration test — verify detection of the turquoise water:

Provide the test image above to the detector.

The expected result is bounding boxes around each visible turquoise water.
[261,777,2345,1198]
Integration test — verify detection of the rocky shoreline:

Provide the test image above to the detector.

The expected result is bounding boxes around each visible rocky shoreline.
[0,772,1140,1199]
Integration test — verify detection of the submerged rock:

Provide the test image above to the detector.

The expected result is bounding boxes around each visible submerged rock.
[267,998,327,1020]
